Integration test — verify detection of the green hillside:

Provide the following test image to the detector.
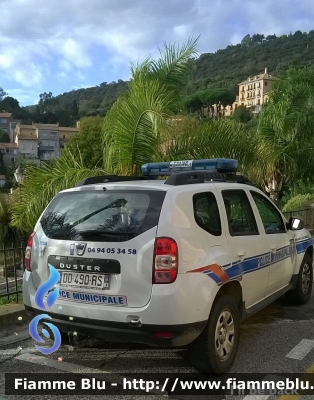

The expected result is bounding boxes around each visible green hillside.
[186,30,314,96]
[2,29,314,125]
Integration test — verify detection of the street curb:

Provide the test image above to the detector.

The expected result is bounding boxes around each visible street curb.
[0,326,30,349]
[0,304,30,331]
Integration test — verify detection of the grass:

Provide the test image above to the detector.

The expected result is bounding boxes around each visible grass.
[0,284,23,306]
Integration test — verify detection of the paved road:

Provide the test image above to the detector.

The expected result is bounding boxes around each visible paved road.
[1,291,314,400]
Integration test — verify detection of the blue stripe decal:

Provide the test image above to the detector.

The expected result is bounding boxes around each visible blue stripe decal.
[204,271,221,284]
[296,238,313,254]
[200,237,313,284]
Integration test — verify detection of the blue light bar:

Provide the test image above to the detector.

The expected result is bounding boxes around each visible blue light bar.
[141,158,238,176]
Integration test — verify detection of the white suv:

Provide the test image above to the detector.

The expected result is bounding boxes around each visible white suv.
[23,158,313,373]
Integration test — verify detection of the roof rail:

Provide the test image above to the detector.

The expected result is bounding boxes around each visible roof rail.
[164,170,254,186]
[76,175,154,187]
[75,159,254,187]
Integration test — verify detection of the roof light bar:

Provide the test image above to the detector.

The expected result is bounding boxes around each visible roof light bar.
[141,158,238,176]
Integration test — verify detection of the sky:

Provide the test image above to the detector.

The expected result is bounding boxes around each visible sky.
[0,0,314,107]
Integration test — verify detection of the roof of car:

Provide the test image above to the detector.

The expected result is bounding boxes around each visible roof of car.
[61,179,256,194]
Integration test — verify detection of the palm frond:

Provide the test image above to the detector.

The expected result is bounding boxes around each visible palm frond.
[10,149,106,233]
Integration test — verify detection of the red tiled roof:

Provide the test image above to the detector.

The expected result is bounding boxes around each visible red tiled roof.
[0,143,18,149]
[18,136,38,140]
[19,125,36,129]
[58,127,79,132]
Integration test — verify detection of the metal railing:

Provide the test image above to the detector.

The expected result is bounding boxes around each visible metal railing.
[0,242,25,303]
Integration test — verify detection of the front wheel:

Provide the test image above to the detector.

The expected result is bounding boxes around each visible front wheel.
[188,294,240,374]
[286,253,313,305]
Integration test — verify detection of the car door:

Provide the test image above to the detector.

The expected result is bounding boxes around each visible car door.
[220,189,270,308]
[249,190,293,296]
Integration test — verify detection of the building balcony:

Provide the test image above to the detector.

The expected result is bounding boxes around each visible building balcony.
[38,145,57,151]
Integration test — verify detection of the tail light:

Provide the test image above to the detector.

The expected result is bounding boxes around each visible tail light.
[24,232,35,272]
[153,237,178,284]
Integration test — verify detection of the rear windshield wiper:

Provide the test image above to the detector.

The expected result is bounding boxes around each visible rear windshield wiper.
[75,230,136,236]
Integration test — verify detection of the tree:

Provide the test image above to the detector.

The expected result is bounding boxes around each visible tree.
[38,92,59,114]
[0,129,10,143]
[102,37,199,176]
[0,194,24,247]
[255,67,314,203]
[72,100,79,118]
[251,34,265,44]
[198,88,236,107]
[0,87,7,102]
[241,34,251,47]
[158,118,273,181]
[0,96,20,113]
[10,153,106,233]
[63,116,104,168]
[232,105,252,123]
[266,34,277,40]
[183,93,204,116]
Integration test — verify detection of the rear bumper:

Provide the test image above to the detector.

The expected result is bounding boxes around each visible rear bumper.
[24,305,207,347]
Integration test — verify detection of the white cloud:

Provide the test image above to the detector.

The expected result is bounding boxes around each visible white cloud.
[0,0,313,105]
[59,60,72,72]
[5,88,39,106]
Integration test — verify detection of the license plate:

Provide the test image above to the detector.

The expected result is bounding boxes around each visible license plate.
[59,272,110,290]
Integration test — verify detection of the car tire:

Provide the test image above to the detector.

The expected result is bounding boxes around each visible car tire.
[286,253,313,305]
[188,294,240,374]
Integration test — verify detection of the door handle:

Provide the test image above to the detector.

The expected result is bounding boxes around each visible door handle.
[270,245,277,252]
[237,251,246,259]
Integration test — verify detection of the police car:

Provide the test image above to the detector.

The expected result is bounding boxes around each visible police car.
[23,158,313,373]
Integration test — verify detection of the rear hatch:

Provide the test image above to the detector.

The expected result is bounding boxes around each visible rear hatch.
[30,186,167,308]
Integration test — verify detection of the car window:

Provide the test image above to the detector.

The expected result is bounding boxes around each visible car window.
[193,192,221,236]
[222,190,259,236]
[40,190,166,241]
[250,191,286,234]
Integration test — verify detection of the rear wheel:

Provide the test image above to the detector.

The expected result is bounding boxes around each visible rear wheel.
[188,294,240,374]
[286,253,313,305]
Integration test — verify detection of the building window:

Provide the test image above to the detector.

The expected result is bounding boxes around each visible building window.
[50,131,58,137]
[265,81,268,86]
[22,144,25,150]
[31,144,34,150]
[0,119,7,124]
[63,135,65,139]
[42,132,47,137]
[257,99,260,105]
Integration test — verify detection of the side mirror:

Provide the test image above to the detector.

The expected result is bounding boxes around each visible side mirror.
[288,217,304,231]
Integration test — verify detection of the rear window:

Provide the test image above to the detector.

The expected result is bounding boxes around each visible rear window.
[40,189,166,241]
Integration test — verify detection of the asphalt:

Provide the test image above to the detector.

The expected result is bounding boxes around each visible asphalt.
[0,303,30,346]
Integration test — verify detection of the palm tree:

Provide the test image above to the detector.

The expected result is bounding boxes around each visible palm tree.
[0,194,24,247]
[158,117,274,180]
[256,67,314,203]
[10,39,199,233]
[10,151,106,233]
[102,38,199,176]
